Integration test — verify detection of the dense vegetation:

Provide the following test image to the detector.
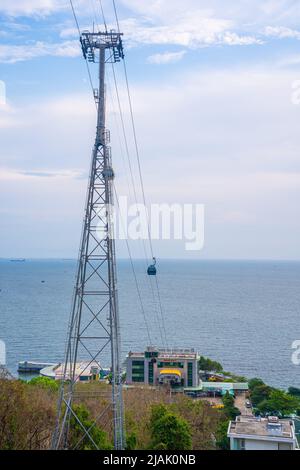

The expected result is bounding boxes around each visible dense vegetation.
[249,378,300,417]
[214,392,241,450]
[149,404,192,450]
[198,356,247,382]
[0,377,223,450]
[0,378,56,449]
[198,356,223,373]
[0,360,299,450]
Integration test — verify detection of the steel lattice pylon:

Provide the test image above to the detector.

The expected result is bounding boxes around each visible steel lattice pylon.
[52,30,125,450]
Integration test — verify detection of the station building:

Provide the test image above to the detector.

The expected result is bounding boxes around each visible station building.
[126,347,199,387]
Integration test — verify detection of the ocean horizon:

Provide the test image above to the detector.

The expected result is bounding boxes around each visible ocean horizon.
[0,258,299,389]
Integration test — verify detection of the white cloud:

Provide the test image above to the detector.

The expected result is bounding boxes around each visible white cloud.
[111,66,300,209]
[277,54,300,67]
[0,0,66,17]
[60,5,261,49]
[5,0,300,65]
[2,0,300,63]
[0,101,22,128]
[121,0,300,27]
[1,0,300,258]
[118,0,300,49]
[1,64,300,258]
[60,27,81,38]
[0,168,85,181]
[264,26,300,40]
[0,40,80,63]
[119,15,261,49]
[0,92,96,173]
[147,50,186,65]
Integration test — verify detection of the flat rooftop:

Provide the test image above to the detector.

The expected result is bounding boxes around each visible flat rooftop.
[228,416,295,440]
[201,381,249,390]
[43,361,101,380]
[128,348,199,360]
[128,351,198,360]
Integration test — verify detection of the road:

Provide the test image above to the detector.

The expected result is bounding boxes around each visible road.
[235,392,253,416]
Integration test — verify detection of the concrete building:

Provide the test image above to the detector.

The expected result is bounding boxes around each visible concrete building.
[200,381,248,395]
[40,361,109,382]
[126,347,199,387]
[228,415,299,450]
[184,381,248,397]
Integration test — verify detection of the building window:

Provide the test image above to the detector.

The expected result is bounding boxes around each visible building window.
[132,360,144,367]
[132,360,145,382]
[79,376,89,381]
[148,361,154,384]
[187,362,193,387]
[157,362,184,369]
[145,351,158,358]
[131,376,144,382]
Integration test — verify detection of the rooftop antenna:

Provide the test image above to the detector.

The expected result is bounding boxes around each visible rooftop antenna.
[52,29,125,450]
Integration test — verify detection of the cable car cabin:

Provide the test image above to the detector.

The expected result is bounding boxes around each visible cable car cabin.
[147,265,157,276]
[147,257,157,276]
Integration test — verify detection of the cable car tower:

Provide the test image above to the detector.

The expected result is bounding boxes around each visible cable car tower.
[52,30,125,450]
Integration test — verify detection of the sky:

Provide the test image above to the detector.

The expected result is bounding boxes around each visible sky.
[0,0,300,260]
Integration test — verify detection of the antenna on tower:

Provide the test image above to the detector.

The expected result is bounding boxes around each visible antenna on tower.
[52,29,125,450]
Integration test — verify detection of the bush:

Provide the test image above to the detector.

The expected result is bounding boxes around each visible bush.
[69,403,112,450]
[0,379,56,449]
[215,420,230,450]
[126,432,137,450]
[149,404,192,450]
[222,392,240,420]
[27,376,59,392]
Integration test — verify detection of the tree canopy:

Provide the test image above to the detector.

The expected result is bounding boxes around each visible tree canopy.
[198,356,223,372]
[257,390,300,417]
[149,404,192,450]
[69,404,112,450]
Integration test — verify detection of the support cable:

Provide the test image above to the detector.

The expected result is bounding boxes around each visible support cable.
[88,0,166,347]
[69,0,97,111]
[107,77,166,347]
[112,0,169,348]
[113,185,152,346]
[98,0,108,31]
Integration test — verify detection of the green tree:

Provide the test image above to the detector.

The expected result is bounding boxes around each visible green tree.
[27,376,59,392]
[248,378,265,391]
[149,404,192,450]
[215,419,230,450]
[222,392,235,407]
[198,356,223,372]
[126,431,137,450]
[288,387,300,398]
[251,384,272,407]
[222,392,240,420]
[257,390,300,417]
[69,404,112,450]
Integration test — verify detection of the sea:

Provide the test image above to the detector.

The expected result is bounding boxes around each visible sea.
[0,259,299,389]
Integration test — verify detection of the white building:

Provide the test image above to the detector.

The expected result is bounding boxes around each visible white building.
[228,415,299,450]
[40,361,108,382]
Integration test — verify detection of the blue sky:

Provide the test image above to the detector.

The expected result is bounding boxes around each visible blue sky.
[0,0,300,259]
